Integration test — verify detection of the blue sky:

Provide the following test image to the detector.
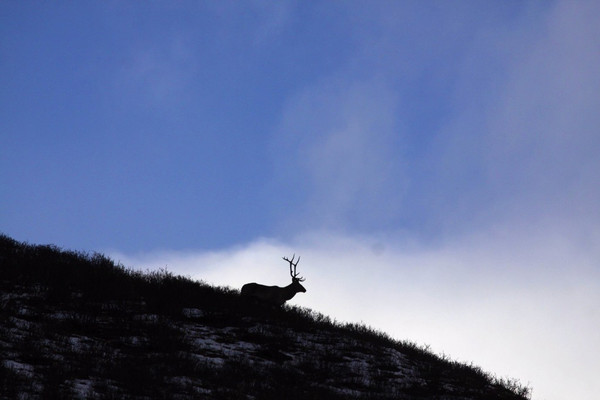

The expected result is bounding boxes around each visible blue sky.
[2,2,599,399]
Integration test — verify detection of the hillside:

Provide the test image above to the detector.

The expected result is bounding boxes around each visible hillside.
[0,234,530,399]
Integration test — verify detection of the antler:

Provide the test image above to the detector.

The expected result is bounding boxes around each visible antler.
[283,254,305,282]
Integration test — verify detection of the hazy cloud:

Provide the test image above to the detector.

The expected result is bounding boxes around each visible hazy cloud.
[376,0,600,238]
[276,76,407,231]
[208,0,294,47]
[112,225,599,400]
[115,37,195,111]
[480,0,600,225]
[248,0,294,46]
[110,2,600,400]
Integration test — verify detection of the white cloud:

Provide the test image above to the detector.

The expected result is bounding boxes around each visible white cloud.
[111,2,600,399]
[112,225,599,400]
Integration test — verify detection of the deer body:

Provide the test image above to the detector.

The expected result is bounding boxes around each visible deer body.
[240,254,306,306]
[241,280,306,306]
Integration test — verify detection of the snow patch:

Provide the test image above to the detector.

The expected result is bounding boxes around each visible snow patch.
[3,360,35,377]
[182,308,204,318]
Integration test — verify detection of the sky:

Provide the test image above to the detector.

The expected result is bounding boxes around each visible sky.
[1,1,599,399]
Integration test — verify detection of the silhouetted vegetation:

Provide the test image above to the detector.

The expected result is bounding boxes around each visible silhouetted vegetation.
[0,234,531,399]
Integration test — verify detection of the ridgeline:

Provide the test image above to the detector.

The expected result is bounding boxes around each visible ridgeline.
[0,234,530,399]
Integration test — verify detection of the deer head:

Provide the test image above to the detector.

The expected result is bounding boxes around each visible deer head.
[283,254,306,292]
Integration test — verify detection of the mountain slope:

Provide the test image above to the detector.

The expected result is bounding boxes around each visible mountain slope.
[0,234,530,399]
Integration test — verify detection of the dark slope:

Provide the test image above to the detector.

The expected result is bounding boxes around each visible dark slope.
[0,234,530,399]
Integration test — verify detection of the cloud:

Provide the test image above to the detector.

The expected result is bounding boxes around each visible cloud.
[274,76,408,231]
[247,0,294,46]
[110,2,600,399]
[111,225,599,400]
[422,0,600,232]
[478,0,600,222]
[114,36,195,111]
[267,0,600,239]
[207,0,294,47]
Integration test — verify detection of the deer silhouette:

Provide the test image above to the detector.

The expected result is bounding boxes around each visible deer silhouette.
[241,254,306,306]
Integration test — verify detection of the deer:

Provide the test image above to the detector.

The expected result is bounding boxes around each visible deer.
[240,254,306,306]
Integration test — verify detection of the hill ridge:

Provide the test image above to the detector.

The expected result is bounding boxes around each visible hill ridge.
[0,234,530,399]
